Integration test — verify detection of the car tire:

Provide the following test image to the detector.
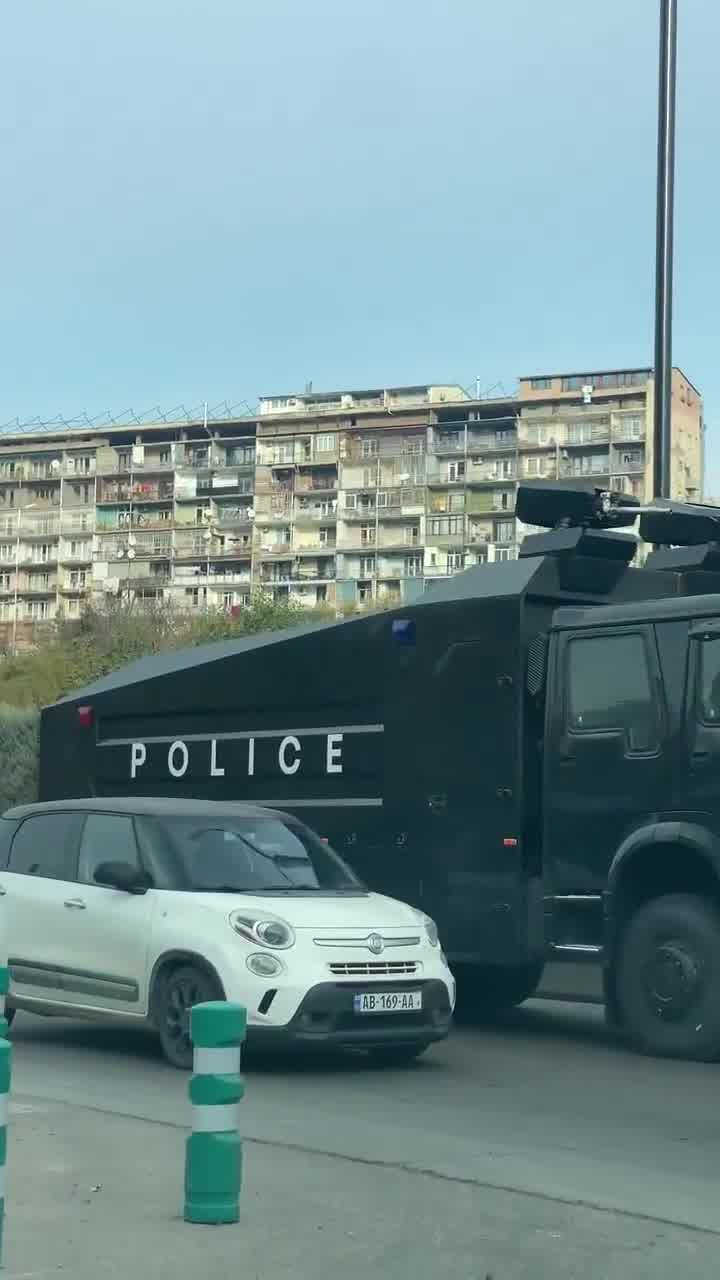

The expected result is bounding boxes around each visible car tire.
[454,961,543,1021]
[366,1042,430,1067]
[155,963,224,1070]
[615,893,720,1062]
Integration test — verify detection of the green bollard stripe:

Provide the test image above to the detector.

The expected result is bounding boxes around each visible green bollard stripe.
[191,1103,239,1132]
[193,1046,241,1074]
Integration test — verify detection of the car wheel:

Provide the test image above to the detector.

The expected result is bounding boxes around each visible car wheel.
[156,964,223,1070]
[366,1042,430,1067]
[616,893,720,1061]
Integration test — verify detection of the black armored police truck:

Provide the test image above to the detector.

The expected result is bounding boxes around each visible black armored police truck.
[38,483,720,1061]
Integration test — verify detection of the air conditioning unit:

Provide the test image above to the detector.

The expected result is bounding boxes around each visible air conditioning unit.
[582,384,593,404]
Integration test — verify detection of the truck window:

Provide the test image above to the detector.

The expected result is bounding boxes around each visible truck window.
[698,638,720,723]
[566,633,658,752]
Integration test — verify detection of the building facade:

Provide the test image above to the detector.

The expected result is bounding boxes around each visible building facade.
[0,368,703,647]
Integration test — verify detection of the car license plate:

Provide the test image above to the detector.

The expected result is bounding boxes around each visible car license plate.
[353,991,422,1014]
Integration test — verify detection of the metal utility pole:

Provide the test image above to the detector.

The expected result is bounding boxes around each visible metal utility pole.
[652,0,678,500]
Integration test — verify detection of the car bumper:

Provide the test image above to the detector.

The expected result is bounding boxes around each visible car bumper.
[245,978,452,1050]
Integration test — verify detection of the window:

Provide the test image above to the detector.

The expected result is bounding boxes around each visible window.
[404,553,423,577]
[496,459,514,479]
[495,429,515,444]
[0,574,10,591]
[617,415,644,439]
[562,375,587,391]
[33,544,51,564]
[430,516,463,537]
[27,600,49,619]
[358,581,372,603]
[530,378,552,391]
[496,520,515,543]
[159,449,172,465]
[448,492,465,512]
[363,467,378,488]
[567,633,658,751]
[360,525,375,545]
[78,813,141,885]
[118,452,131,469]
[447,461,466,482]
[697,638,720,723]
[359,556,375,576]
[315,434,335,453]
[402,525,419,545]
[360,439,379,458]
[319,527,332,544]
[0,544,13,561]
[9,813,79,880]
[74,456,92,474]
[447,552,464,572]
[70,571,87,589]
[494,547,516,561]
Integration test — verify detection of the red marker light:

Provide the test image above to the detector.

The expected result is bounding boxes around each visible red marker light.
[503,837,518,848]
[77,705,94,729]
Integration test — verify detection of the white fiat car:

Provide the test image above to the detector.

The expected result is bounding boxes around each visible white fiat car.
[0,797,454,1068]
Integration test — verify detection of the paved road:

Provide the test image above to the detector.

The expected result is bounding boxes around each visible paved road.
[9,997,720,1239]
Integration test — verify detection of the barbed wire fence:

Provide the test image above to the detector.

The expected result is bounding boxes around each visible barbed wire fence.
[0,399,259,437]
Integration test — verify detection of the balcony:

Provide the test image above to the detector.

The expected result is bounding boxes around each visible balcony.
[294,474,338,494]
[19,579,58,595]
[294,505,337,524]
[213,510,255,529]
[59,578,89,594]
[294,541,336,555]
[97,481,174,504]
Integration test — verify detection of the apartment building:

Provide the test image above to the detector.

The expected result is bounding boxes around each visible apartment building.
[0,369,703,647]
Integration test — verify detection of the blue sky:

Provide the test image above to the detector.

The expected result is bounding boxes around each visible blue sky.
[1,1,718,483]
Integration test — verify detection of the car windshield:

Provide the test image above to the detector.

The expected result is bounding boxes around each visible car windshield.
[158,815,364,893]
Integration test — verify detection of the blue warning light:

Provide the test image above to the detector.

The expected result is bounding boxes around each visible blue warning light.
[391,618,416,647]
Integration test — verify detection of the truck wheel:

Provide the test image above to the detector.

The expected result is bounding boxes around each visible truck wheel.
[615,894,720,1061]
[455,961,544,1021]
[156,964,223,1070]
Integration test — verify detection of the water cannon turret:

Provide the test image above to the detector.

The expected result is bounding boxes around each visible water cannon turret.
[516,482,640,565]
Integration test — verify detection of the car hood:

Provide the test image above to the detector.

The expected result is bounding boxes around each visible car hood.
[188,890,423,930]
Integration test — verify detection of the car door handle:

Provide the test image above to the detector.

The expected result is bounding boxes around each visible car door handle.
[0,886,6,897]
[63,898,86,910]
[691,750,711,768]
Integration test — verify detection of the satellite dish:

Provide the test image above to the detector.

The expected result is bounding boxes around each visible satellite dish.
[116,547,125,559]
[127,549,136,560]
[50,459,61,473]
[203,530,212,541]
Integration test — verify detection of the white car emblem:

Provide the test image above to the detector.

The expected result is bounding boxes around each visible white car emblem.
[367,933,384,955]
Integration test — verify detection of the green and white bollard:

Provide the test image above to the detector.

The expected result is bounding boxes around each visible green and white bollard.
[184,1001,246,1225]
[0,1001,11,1263]
[0,964,9,1040]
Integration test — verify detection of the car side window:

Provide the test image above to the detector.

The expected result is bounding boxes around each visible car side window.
[78,814,141,887]
[697,638,720,724]
[8,813,79,880]
[566,632,659,753]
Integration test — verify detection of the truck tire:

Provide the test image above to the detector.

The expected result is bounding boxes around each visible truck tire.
[615,894,720,1061]
[455,961,544,1021]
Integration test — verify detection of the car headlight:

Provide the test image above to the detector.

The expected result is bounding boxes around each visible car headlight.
[229,910,296,950]
[423,914,439,947]
[247,952,284,977]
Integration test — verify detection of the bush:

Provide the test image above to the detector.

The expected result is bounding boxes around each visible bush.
[0,592,338,710]
[0,706,40,810]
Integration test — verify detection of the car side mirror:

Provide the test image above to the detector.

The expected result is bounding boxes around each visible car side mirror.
[94,860,149,894]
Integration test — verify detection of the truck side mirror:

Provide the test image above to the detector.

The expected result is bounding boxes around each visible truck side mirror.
[526,632,548,697]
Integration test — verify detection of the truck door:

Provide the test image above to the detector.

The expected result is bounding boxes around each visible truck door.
[544,626,668,924]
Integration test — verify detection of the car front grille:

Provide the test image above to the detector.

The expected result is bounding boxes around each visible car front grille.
[328,961,419,977]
